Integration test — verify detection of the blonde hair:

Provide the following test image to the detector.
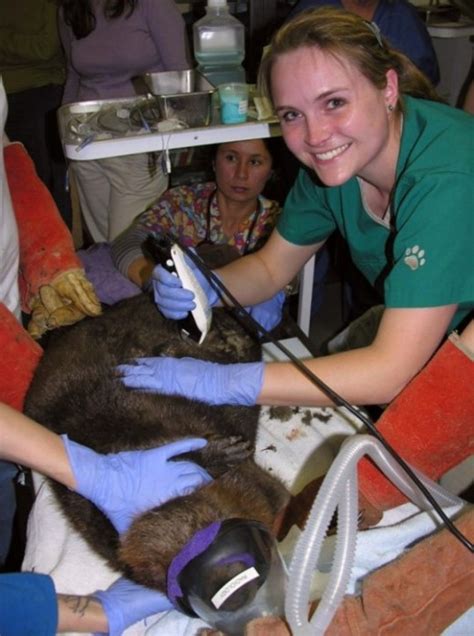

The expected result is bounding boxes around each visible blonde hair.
[258,7,441,110]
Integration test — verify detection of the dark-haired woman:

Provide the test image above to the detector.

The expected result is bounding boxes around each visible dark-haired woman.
[111,138,280,287]
[109,137,286,331]
[58,0,191,242]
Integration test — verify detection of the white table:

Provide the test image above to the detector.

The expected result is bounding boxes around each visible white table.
[58,96,282,158]
[60,108,282,161]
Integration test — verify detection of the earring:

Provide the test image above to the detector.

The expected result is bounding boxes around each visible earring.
[387,104,394,112]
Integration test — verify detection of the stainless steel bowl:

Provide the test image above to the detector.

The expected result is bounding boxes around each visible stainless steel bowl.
[142,69,215,127]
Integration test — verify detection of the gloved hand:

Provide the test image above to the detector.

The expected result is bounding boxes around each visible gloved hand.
[93,576,173,636]
[118,357,265,407]
[247,290,285,332]
[62,435,212,534]
[28,269,102,339]
[151,252,219,320]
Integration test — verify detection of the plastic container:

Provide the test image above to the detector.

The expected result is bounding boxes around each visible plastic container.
[193,0,246,86]
[218,82,249,124]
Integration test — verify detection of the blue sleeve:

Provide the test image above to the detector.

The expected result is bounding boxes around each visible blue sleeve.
[289,0,440,86]
[375,0,440,85]
[288,0,340,19]
[0,572,58,636]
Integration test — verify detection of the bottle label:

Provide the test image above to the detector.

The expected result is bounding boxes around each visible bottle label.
[220,98,248,124]
[200,28,237,50]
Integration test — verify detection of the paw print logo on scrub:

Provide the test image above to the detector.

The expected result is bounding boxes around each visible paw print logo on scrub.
[404,245,426,271]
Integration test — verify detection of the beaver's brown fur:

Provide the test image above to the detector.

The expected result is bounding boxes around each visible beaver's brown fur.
[24,292,289,592]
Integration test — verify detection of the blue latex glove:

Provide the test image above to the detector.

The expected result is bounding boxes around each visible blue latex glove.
[118,357,264,407]
[62,436,212,534]
[247,290,285,332]
[151,252,219,320]
[93,576,172,636]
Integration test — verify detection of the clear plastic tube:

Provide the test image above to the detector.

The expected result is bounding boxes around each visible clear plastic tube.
[285,434,463,635]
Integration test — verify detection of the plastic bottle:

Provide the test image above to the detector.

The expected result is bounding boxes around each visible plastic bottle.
[193,0,246,86]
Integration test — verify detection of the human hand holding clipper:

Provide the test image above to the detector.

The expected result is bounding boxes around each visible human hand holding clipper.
[147,237,217,343]
[150,239,284,334]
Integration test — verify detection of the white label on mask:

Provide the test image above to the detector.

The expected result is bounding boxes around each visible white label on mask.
[211,567,259,609]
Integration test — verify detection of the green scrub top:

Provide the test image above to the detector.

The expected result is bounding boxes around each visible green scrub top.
[278,96,474,331]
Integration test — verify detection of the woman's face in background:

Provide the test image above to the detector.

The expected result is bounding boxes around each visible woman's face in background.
[214,139,273,204]
[271,46,396,187]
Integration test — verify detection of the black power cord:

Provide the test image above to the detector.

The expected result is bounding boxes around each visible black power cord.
[181,243,474,553]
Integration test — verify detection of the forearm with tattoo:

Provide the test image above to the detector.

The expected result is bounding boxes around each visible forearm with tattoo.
[57,593,107,632]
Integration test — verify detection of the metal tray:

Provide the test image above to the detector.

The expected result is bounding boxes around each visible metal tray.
[58,95,189,151]
[57,95,279,161]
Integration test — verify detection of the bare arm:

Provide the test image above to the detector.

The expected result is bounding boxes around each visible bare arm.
[0,406,107,630]
[216,229,322,306]
[0,403,76,489]
[57,594,107,633]
[127,256,155,287]
[258,304,458,407]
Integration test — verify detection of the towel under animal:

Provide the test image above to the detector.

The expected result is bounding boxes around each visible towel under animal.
[24,292,290,597]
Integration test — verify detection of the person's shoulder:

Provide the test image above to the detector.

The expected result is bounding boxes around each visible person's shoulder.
[395,99,474,219]
[377,0,421,18]
[179,181,215,197]
[289,0,340,18]
[162,181,215,205]
[376,0,428,31]
[402,96,474,168]
[260,195,281,217]
[296,0,339,7]
[408,96,473,136]
[380,0,419,13]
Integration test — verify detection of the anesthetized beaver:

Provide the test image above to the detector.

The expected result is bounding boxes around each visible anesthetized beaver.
[24,290,290,595]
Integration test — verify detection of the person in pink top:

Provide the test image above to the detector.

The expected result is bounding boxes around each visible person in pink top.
[58,0,192,242]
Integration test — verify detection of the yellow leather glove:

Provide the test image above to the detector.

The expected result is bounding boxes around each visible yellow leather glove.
[28,269,102,339]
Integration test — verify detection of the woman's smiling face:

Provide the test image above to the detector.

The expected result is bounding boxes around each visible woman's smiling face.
[272,46,397,187]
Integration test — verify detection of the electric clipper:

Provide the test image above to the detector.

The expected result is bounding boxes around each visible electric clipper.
[144,234,212,344]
